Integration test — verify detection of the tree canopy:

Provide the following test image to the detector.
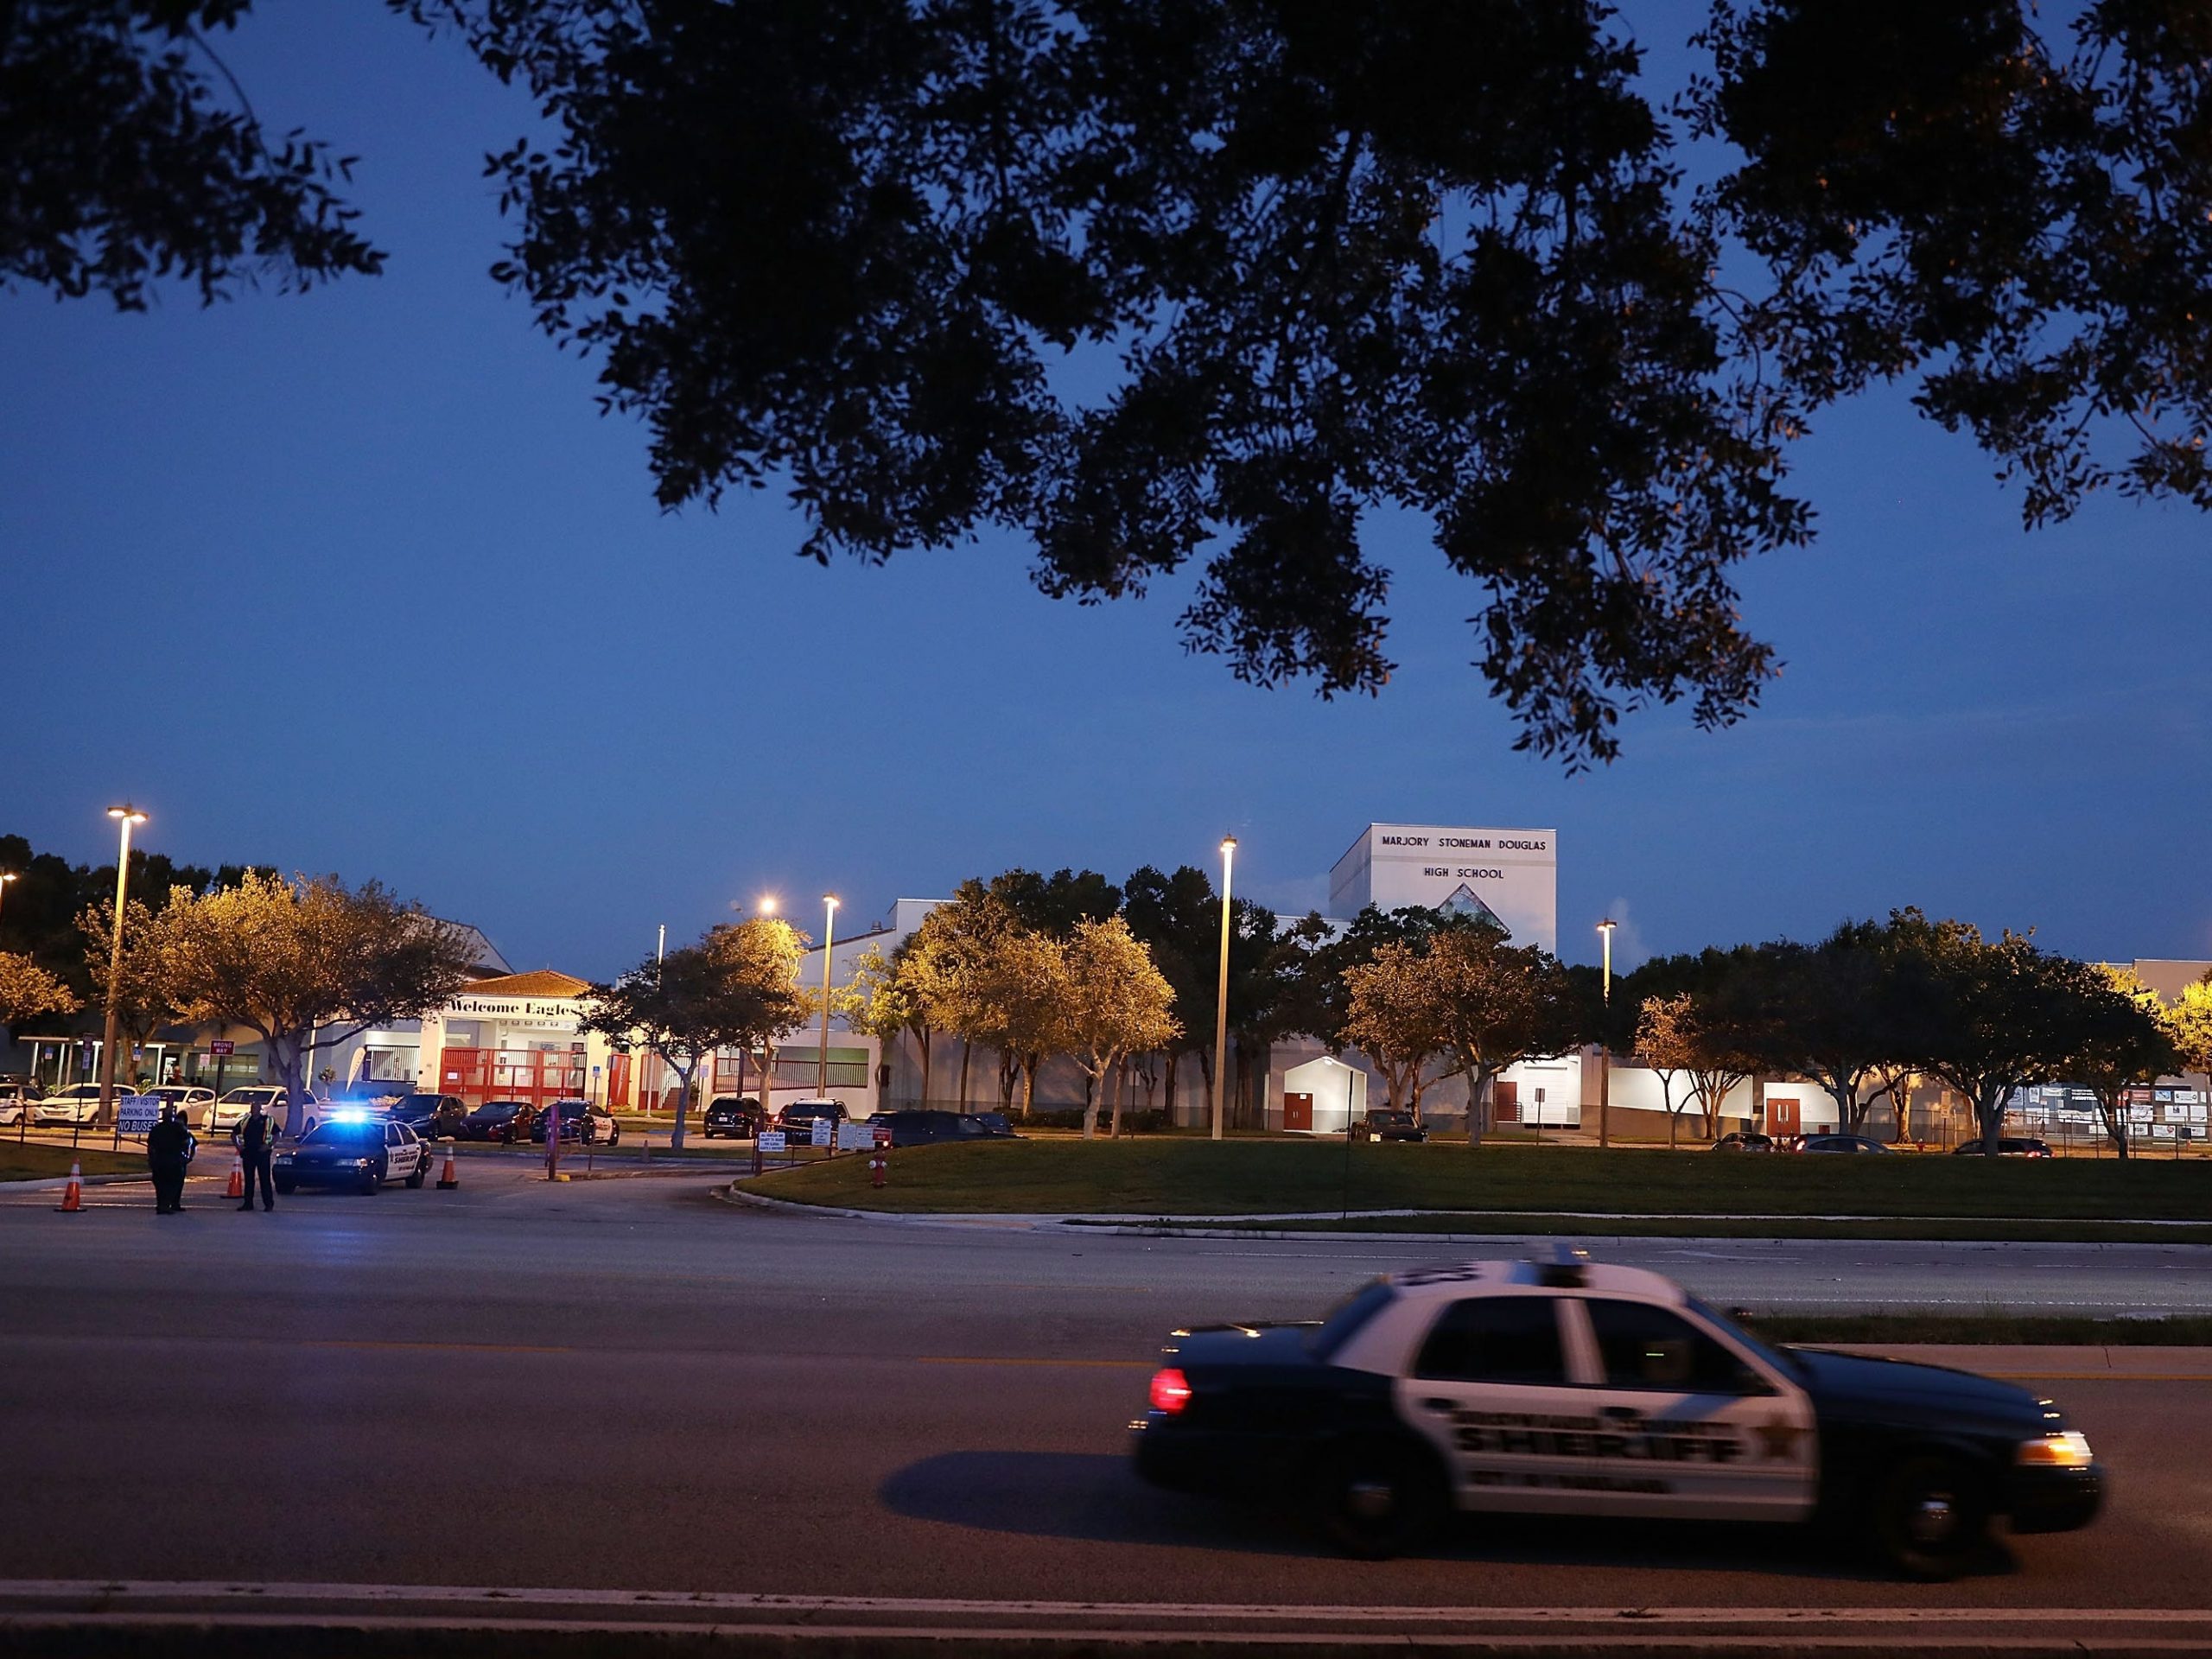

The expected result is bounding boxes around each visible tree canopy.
[20,5,2212,760]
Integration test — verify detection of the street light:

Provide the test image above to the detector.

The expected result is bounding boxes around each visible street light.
[1596,918,1618,1150]
[0,869,16,931]
[754,897,779,1111]
[817,894,839,1099]
[99,805,148,1125]
[1212,837,1236,1141]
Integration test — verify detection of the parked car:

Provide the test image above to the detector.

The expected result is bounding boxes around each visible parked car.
[528,1097,620,1145]
[142,1084,218,1128]
[1709,1131,1775,1153]
[0,1080,44,1126]
[1952,1137,2055,1158]
[273,1117,432,1195]
[34,1084,106,1126]
[1357,1109,1428,1143]
[967,1111,1018,1139]
[460,1099,537,1143]
[703,1096,765,1139]
[383,1092,468,1141]
[211,1085,289,1130]
[1798,1134,1893,1154]
[776,1098,848,1143]
[873,1109,965,1147]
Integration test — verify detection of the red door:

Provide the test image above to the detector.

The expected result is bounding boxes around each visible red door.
[1283,1092,1313,1132]
[1493,1081,1520,1124]
[1766,1096,1802,1137]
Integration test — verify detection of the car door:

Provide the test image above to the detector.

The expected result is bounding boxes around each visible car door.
[1559,1296,1816,1521]
[1393,1291,1599,1514]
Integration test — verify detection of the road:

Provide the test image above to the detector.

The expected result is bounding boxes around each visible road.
[4,1168,2212,1652]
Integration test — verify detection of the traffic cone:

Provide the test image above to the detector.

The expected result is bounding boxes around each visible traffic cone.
[436,1143,459,1190]
[58,1160,82,1213]
[226,1154,245,1201]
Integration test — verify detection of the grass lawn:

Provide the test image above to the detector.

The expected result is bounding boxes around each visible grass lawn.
[1745,1313,2212,1347]
[1076,1211,2212,1245]
[747,1136,2212,1222]
[0,1143,144,1181]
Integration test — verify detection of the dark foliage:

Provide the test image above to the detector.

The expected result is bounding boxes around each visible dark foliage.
[2,2,385,307]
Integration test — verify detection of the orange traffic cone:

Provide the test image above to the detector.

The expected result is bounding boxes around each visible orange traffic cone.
[436,1143,459,1190]
[57,1160,82,1213]
[226,1154,245,1201]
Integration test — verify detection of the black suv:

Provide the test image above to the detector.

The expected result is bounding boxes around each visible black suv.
[776,1099,848,1144]
[385,1092,468,1141]
[1356,1109,1427,1143]
[703,1096,765,1139]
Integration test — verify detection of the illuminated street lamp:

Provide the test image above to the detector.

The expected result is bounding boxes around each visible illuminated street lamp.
[98,805,148,1124]
[817,894,840,1099]
[1596,918,1618,1150]
[1212,837,1236,1141]
[0,868,16,929]
[753,896,778,1109]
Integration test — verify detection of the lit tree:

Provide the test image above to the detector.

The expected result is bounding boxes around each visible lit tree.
[160,872,481,1129]
[0,950,79,1026]
[582,918,806,1150]
[76,897,179,1084]
[1410,928,1584,1146]
[1341,941,1450,1116]
[2063,966,2183,1160]
[1057,917,1179,1140]
[1633,992,1697,1149]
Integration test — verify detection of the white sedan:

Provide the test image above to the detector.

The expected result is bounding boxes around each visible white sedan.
[143,1084,219,1128]
[211,1085,289,1130]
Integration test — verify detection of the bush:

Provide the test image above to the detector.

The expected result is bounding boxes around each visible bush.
[1024,1106,1176,1135]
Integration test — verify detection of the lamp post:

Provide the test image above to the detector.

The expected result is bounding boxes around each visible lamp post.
[1212,836,1236,1141]
[752,897,778,1113]
[98,805,147,1125]
[0,869,16,931]
[1596,918,1617,1150]
[817,894,839,1099]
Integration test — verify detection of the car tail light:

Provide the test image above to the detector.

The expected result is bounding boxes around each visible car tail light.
[1148,1368,1193,1414]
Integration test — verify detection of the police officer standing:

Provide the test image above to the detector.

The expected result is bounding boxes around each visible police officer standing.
[232,1098,277,1212]
[147,1103,187,1214]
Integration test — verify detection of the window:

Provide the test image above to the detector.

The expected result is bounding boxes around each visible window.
[1585,1300,1768,1394]
[1306,1280,1397,1362]
[1414,1296,1568,1385]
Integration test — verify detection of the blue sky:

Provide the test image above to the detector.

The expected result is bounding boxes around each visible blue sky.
[3,5,2206,978]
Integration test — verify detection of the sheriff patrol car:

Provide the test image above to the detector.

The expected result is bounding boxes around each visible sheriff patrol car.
[1131,1256,2102,1580]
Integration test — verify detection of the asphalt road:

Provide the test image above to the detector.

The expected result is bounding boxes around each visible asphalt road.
[5,1168,2212,1650]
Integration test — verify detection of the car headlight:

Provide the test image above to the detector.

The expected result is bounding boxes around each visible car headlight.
[354,1157,374,1167]
[2016,1431,2094,1468]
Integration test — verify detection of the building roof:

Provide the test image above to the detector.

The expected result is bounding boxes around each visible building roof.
[462,969,593,999]
[445,923,513,977]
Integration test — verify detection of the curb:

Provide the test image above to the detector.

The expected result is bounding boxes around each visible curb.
[8,1172,151,1192]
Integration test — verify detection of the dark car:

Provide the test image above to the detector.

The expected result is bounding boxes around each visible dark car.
[528,1097,620,1145]
[775,1099,848,1144]
[384,1092,468,1141]
[1953,1137,2055,1158]
[1799,1134,1893,1154]
[272,1117,431,1195]
[703,1096,765,1139]
[1357,1109,1428,1143]
[873,1109,964,1147]
[1129,1256,2102,1580]
[967,1111,1018,1138]
[1710,1131,1776,1152]
[460,1099,537,1143]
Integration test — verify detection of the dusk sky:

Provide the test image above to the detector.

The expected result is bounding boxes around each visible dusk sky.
[5,4,2206,980]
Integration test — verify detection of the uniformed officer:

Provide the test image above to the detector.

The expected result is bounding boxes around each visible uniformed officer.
[147,1103,188,1214]
[232,1099,278,1212]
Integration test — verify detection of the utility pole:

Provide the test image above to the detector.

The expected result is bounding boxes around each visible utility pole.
[1597,918,1617,1150]
[1212,837,1236,1141]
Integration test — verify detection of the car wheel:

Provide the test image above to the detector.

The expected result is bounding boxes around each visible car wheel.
[1306,1437,1447,1560]
[360,1173,380,1196]
[607,1125,620,1147]
[404,1164,426,1189]
[274,1178,296,1195]
[1869,1452,1988,1581]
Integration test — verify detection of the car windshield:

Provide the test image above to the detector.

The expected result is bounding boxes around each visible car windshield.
[472,1103,518,1117]
[1688,1296,1804,1380]
[1306,1279,1397,1361]
[394,1096,441,1111]
[303,1122,382,1147]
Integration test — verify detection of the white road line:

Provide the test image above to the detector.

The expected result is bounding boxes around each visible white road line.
[0,1583,2209,1626]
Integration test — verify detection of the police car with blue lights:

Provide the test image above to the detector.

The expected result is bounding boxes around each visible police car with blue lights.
[1131,1255,2102,1579]
[272,1113,434,1196]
